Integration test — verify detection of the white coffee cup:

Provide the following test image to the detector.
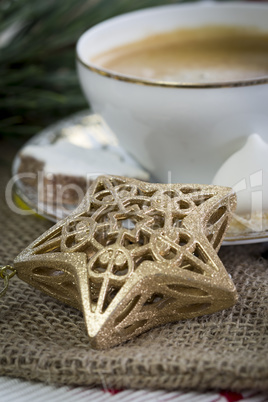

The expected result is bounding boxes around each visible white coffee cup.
[76,2,268,189]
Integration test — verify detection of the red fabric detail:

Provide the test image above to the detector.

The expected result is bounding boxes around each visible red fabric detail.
[220,391,244,402]
[103,388,123,395]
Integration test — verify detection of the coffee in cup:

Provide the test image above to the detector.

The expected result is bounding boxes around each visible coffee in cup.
[92,25,268,84]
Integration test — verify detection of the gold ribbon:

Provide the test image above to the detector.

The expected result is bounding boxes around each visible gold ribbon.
[0,265,17,298]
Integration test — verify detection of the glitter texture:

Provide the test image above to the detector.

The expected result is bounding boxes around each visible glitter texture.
[14,176,237,349]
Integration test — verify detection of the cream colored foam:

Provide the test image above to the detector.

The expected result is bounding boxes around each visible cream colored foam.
[92,26,268,83]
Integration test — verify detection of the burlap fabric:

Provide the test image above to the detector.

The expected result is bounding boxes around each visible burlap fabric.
[0,143,267,392]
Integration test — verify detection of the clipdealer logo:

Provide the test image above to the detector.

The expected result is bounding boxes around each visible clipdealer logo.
[5,171,101,217]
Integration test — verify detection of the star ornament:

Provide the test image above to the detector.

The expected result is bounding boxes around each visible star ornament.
[14,176,238,349]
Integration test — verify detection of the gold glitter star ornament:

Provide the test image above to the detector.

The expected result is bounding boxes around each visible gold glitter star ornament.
[14,176,238,349]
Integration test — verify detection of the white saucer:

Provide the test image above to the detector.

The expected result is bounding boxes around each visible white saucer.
[12,110,268,245]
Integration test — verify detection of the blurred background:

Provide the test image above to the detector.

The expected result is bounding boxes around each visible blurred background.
[1,0,230,149]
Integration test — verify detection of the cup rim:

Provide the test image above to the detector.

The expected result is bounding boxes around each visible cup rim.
[76,2,268,89]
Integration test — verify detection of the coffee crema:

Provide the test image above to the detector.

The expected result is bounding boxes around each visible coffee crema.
[92,26,268,83]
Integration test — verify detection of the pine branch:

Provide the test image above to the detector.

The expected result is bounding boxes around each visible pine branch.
[0,0,193,139]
